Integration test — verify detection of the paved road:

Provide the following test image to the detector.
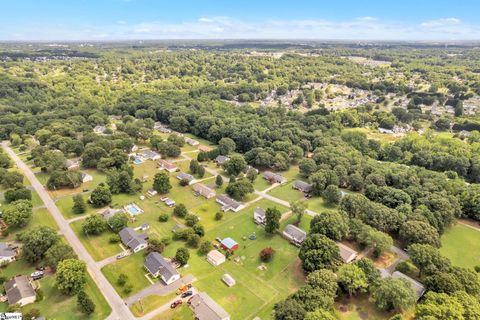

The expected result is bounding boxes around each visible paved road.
[136,287,198,320]
[124,274,195,306]
[254,190,319,216]
[2,142,135,320]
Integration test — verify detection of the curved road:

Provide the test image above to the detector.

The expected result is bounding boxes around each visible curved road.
[2,142,135,320]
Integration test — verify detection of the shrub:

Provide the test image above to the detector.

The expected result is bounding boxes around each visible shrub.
[158,213,169,222]
[260,247,275,262]
[215,211,224,221]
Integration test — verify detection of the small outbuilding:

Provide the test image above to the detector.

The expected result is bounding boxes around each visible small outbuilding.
[207,250,226,267]
[222,274,236,287]
[337,243,358,264]
[220,237,238,252]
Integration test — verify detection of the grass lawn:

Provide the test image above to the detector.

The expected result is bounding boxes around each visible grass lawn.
[151,305,193,320]
[48,169,107,199]
[268,181,304,203]
[2,207,58,242]
[335,294,394,320]
[19,275,111,320]
[440,223,480,269]
[30,190,44,207]
[253,176,272,192]
[70,220,122,261]
[56,192,96,219]
[305,196,338,214]
[130,292,176,316]
[102,251,153,298]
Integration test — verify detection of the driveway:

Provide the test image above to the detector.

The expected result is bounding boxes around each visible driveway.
[124,274,196,306]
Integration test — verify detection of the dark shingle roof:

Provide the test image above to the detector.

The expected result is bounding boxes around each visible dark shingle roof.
[5,276,35,305]
[144,252,179,280]
[119,227,147,250]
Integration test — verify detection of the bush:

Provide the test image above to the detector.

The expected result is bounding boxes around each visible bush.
[198,241,213,255]
[117,274,128,286]
[175,247,190,265]
[109,235,120,243]
[161,237,172,246]
[158,213,169,222]
[215,211,224,221]
[77,291,96,315]
[35,288,44,302]
[185,214,199,227]
[259,247,275,262]
[173,204,187,218]
[123,284,133,294]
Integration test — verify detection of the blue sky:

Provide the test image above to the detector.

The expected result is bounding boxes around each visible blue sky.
[2,0,480,40]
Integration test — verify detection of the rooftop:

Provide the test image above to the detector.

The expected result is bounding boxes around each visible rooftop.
[189,292,230,320]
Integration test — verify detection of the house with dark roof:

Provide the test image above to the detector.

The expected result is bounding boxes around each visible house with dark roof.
[144,252,180,285]
[157,159,178,173]
[293,180,312,194]
[282,224,307,246]
[263,171,287,184]
[216,195,244,212]
[189,292,230,320]
[4,275,36,306]
[119,227,148,253]
[176,172,195,185]
[253,207,266,224]
[392,271,426,301]
[192,183,216,199]
[337,243,358,264]
[0,243,16,264]
[215,155,230,166]
[140,150,161,161]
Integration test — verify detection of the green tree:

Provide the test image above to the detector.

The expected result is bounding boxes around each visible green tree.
[215,174,224,187]
[305,269,338,298]
[323,185,341,205]
[2,199,33,227]
[173,203,188,218]
[299,234,341,272]
[198,240,213,255]
[246,168,257,183]
[82,215,108,235]
[108,214,129,233]
[373,278,417,312]
[290,200,307,225]
[223,154,247,176]
[399,220,440,247]
[45,243,76,270]
[20,226,59,263]
[225,179,254,200]
[56,259,87,295]
[309,211,349,241]
[175,247,190,265]
[152,172,172,194]
[77,291,96,315]
[72,194,86,214]
[337,264,368,296]
[265,207,281,234]
[89,183,112,207]
[416,292,464,319]
[304,309,336,320]
[218,137,236,155]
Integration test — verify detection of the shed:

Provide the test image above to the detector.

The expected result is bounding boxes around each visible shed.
[220,237,238,251]
[207,250,226,267]
[222,274,236,287]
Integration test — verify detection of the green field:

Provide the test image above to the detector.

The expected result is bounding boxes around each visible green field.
[440,223,480,269]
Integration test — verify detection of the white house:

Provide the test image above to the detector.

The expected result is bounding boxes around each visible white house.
[253,207,266,224]
[119,228,148,253]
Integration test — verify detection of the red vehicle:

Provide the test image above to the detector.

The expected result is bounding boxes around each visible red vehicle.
[170,300,182,309]
[187,297,194,305]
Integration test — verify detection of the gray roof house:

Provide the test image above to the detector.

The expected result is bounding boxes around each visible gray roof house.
[282,224,307,246]
[65,159,80,170]
[140,150,161,161]
[189,292,230,320]
[119,227,148,253]
[98,207,123,221]
[216,195,244,212]
[192,183,216,199]
[177,172,195,185]
[293,180,312,193]
[263,171,287,184]
[215,155,230,165]
[144,252,181,285]
[337,243,358,264]
[392,271,426,301]
[253,207,266,224]
[0,243,16,264]
[5,275,36,306]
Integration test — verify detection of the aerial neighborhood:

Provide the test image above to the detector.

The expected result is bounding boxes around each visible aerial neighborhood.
[0,16,480,320]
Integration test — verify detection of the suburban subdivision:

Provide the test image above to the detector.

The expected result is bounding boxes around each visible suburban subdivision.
[1,4,480,320]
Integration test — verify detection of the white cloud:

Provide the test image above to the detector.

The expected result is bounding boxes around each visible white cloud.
[1,16,480,41]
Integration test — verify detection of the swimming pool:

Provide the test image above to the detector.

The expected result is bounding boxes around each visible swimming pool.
[124,204,143,215]
[133,158,143,165]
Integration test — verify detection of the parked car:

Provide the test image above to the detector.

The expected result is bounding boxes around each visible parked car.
[170,300,182,308]
[31,271,44,280]
[181,291,193,298]
[187,297,194,305]
[116,252,128,259]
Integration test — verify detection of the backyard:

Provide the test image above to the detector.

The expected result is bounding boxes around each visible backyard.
[440,223,480,269]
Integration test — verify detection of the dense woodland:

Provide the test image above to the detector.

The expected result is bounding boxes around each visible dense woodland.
[1,42,480,319]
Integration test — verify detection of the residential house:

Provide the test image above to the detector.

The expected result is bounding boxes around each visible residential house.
[81,172,93,183]
[220,238,238,251]
[214,155,230,166]
[5,276,36,306]
[144,252,180,285]
[207,250,225,267]
[293,180,312,194]
[146,188,158,197]
[216,195,244,212]
[192,183,216,199]
[0,243,16,264]
[177,172,195,185]
[282,224,307,246]
[189,292,230,320]
[158,127,172,133]
[337,243,358,264]
[98,207,123,221]
[157,159,177,173]
[392,271,426,301]
[253,207,266,225]
[198,145,212,152]
[165,199,176,207]
[119,227,148,253]
[140,150,161,161]
[222,274,236,287]
[65,159,80,171]
[263,171,287,184]
[93,125,107,134]
[185,137,199,146]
